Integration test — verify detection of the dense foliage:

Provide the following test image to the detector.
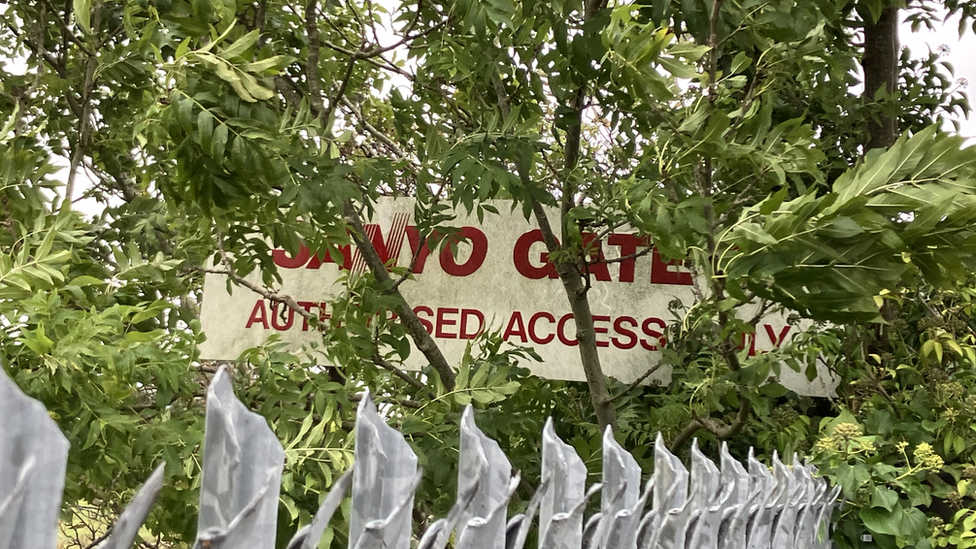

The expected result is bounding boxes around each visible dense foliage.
[2,0,976,548]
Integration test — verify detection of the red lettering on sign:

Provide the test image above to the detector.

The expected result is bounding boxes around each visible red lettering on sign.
[307,244,351,270]
[528,312,555,344]
[414,306,434,334]
[270,303,295,331]
[362,223,406,268]
[612,316,638,349]
[738,332,758,356]
[651,249,693,285]
[435,307,459,339]
[513,230,558,279]
[273,245,310,269]
[557,313,578,346]
[460,309,485,339]
[305,252,322,269]
[503,312,528,342]
[440,228,488,277]
[593,314,611,347]
[607,234,649,283]
[764,324,791,347]
[273,242,355,270]
[640,317,666,351]
[245,301,269,329]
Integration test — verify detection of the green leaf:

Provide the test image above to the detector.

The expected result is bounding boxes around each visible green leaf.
[730,52,752,74]
[241,56,292,73]
[197,110,214,148]
[212,123,229,156]
[733,222,779,246]
[175,37,192,59]
[74,0,91,34]
[871,486,899,511]
[821,216,864,239]
[860,506,904,537]
[658,56,699,79]
[238,71,274,101]
[220,29,261,59]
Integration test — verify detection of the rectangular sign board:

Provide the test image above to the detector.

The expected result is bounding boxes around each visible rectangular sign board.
[199,199,838,396]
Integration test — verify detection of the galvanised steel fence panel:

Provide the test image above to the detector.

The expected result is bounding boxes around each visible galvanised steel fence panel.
[0,359,69,549]
[0,364,840,549]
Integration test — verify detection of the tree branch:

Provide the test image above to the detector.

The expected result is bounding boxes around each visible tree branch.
[322,54,357,126]
[371,354,431,396]
[342,200,456,390]
[669,397,752,452]
[304,0,326,117]
[862,5,899,150]
[610,363,664,403]
[63,0,102,211]
[205,236,319,325]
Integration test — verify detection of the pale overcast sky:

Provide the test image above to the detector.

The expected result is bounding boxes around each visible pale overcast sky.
[901,11,976,139]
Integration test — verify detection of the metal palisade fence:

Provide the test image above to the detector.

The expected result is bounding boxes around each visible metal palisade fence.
[0,364,840,549]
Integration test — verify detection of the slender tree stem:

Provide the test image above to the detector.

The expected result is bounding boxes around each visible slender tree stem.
[342,200,456,390]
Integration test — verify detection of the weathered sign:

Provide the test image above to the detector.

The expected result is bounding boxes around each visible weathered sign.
[199,199,837,396]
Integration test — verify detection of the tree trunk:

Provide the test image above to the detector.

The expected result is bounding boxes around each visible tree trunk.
[527,199,617,431]
[863,6,899,150]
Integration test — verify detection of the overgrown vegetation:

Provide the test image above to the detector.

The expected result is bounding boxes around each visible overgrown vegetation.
[3,0,976,548]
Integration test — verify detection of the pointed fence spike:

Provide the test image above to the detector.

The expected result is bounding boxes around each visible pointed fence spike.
[540,418,586,548]
[652,433,688,513]
[349,390,419,549]
[0,364,69,549]
[542,483,601,549]
[0,365,842,549]
[720,442,750,506]
[689,439,720,510]
[686,440,723,549]
[194,366,284,549]
[99,463,166,549]
[284,467,354,549]
[595,426,643,549]
[457,406,515,549]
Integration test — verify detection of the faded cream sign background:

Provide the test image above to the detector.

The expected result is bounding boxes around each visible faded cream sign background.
[199,199,838,396]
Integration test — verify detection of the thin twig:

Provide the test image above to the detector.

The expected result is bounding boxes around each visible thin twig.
[206,235,319,325]
[391,231,429,291]
[610,363,664,403]
[63,0,102,211]
[339,95,411,159]
[349,391,423,409]
[597,246,654,265]
[371,354,430,395]
[201,267,319,325]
